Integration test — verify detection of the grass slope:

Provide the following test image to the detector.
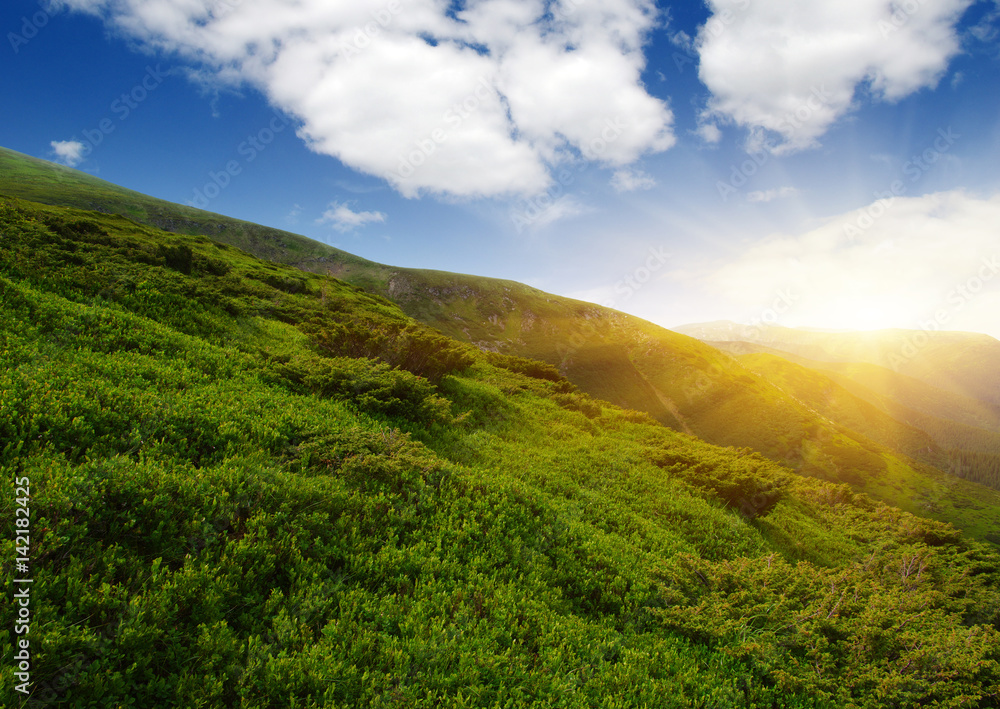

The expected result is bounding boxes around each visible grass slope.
[731,353,1000,530]
[736,353,946,468]
[711,340,1000,493]
[0,146,370,269]
[3,195,1000,707]
[708,339,1000,434]
[678,321,1000,413]
[372,272,1000,538]
[3,147,999,539]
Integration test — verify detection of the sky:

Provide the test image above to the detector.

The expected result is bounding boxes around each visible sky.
[3,0,1000,339]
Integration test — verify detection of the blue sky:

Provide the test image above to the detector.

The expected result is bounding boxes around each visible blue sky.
[3,0,1000,338]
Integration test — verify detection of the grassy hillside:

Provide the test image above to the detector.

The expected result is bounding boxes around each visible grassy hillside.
[736,353,946,468]
[3,195,1000,707]
[4,147,1000,540]
[806,361,1000,434]
[711,340,1000,492]
[800,361,1000,490]
[373,272,1000,538]
[678,321,1000,413]
[0,146,373,270]
[709,339,1000,434]
[379,269,690,431]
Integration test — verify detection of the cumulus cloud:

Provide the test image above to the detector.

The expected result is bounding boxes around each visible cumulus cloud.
[317,201,387,232]
[700,191,1000,334]
[611,168,656,192]
[697,0,972,154]
[746,186,798,203]
[57,0,674,199]
[50,139,86,166]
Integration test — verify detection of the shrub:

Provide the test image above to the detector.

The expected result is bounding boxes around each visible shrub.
[483,351,570,385]
[159,244,194,274]
[270,355,453,425]
[307,320,475,383]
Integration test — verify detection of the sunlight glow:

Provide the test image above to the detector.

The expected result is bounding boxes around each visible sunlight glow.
[786,294,923,333]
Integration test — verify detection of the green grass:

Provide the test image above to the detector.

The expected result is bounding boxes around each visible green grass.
[1,195,1000,707]
[712,343,1000,493]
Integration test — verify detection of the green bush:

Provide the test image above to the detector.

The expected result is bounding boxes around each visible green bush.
[307,320,476,382]
[158,243,194,274]
[270,354,453,424]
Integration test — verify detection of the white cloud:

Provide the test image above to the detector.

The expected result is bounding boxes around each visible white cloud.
[611,168,656,193]
[50,139,86,167]
[699,191,1000,335]
[746,186,798,203]
[968,1,1000,43]
[697,0,973,154]
[510,193,593,233]
[317,201,387,232]
[59,0,674,199]
[696,122,722,144]
[670,30,695,53]
[531,195,592,229]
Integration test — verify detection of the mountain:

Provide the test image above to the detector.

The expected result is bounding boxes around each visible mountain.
[689,325,1000,493]
[3,190,1000,707]
[4,147,1000,541]
[705,335,1000,436]
[734,352,946,469]
[677,321,1000,413]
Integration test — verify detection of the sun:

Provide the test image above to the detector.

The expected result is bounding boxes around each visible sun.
[794,292,919,332]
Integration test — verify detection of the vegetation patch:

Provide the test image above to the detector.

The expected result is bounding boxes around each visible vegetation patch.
[2,195,999,707]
